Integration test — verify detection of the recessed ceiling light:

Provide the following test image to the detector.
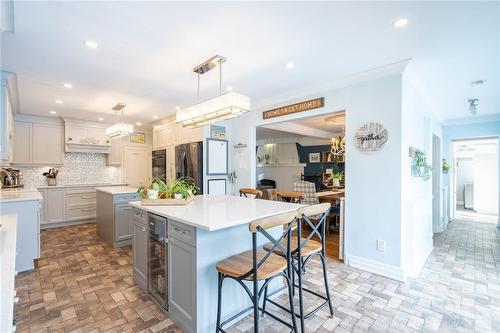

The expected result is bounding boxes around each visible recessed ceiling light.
[49,110,57,115]
[136,122,142,126]
[226,86,233,91]
[153,115,159,119]
[393,18,408,28]
[83,40,98,49]
[470,80,485,87]
[55,100,63,104]
[286,62,294,69]
[175,106,181,110]
[63,83,73,89]
[98,117,104,121]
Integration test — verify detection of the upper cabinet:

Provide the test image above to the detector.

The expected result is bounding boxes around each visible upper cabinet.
[13,120,64,166]
[0,72,14,163]
[64,118,111,153]
[152,119,202,149]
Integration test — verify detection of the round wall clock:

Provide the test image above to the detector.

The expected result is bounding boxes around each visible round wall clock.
[355,122,388,152]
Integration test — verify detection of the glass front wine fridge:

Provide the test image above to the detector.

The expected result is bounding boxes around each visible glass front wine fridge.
[148,213,168,310]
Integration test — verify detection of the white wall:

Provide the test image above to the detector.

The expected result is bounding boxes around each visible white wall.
[401,69,438,278]
[456,159,473,205]
[229,62,414,280]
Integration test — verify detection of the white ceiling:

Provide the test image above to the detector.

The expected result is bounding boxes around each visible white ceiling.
[1,1,499,124]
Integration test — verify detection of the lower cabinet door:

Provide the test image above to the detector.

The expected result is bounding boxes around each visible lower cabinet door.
[48,188,65,223]
[169,238,196,329]
[114,203,133,241]
[133,220,148,290]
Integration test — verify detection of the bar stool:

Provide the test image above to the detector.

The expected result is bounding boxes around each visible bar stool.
[239,188,263,198]
[215,211,298,333]
[262,203,334,332]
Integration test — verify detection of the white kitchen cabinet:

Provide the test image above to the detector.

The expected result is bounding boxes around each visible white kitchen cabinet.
[180,126,203,144]
[123,145,151,187]
[166,123,180,145]
[153,126,168,149]
[39,189,48,225]
[106,138,123,166]
[133,209,148,291]
[13,119,64,166]
[166,145,176,180]
[114,203,134,241]
[32,123,63,165]
[47,188,65,223]
[64,119,111,153]
[13,121,32,164]
[0,72,14,162]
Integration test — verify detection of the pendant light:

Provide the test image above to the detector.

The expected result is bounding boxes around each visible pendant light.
[105,103,134,138]
[176,55,250,128]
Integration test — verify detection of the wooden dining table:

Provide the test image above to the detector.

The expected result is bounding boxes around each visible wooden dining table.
[316,189,344,202]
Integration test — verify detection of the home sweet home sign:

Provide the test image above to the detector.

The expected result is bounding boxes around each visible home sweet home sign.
[262,97,324,119]
[355,122,388,152]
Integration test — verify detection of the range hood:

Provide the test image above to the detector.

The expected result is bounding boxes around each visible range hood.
[64,118,112,154]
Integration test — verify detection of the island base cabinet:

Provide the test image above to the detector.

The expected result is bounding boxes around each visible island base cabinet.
[133,210,148,291]
[114,203,134,242]
[169,237,196,333]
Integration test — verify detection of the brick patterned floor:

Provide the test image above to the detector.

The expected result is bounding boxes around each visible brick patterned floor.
[14,223,180,333]
[15,219,500,332]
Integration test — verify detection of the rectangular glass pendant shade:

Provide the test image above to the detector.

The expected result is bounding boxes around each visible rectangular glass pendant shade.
[105,123,134,138]
[176,92,250,128]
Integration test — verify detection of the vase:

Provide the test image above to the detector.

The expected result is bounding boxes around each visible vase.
[147,189,159,200]
[174,193,183,200]
[332,179,340,187]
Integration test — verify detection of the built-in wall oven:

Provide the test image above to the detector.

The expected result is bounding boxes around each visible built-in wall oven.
[148,213,168,310]
[152,149,167,181]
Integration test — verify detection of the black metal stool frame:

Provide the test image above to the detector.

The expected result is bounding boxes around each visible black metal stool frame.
[215,216,298,333]
[262,207,334,332]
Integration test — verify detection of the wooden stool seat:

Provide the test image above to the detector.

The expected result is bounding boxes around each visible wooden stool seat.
[263,237,322,257]
[239,188,263,198]
[216,250,287,281]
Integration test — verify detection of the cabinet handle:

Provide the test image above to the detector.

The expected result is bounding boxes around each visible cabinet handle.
[80,208,94,212]
[68,138,72,141]
[174,227,187,235]
[80,196,94,199]
[142,227,146,232]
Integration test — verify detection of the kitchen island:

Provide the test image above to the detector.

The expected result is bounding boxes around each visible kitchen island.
[129,195,302,333]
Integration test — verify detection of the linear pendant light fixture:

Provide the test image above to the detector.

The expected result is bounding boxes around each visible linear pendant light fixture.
[105,103,134,138]
[176,55,250,128]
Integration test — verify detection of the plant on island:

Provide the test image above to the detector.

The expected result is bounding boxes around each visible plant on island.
[137,177,198,200]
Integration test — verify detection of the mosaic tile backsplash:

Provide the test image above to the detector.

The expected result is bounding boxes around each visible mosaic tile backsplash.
[19,153,120,188]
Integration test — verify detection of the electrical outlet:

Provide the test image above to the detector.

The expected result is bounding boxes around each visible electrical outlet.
[377,240,386,252]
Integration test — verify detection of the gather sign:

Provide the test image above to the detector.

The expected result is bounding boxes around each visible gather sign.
[355,122,388,152]
[262,97,324,120]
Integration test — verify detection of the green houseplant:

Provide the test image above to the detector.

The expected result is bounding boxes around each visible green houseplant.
[328,170,344,187]
[137,177,198,200]
[411,150,432,181]
[442,159,452,174]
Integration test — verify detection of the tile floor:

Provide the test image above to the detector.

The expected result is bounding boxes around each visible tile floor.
[15,219,500,332]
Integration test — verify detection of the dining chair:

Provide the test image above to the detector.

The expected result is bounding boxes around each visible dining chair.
[292,181,319,205]
[239,188,263,198]
[277,191,304,203]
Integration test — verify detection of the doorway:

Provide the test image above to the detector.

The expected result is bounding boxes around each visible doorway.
[255,111,346,260]
[452,138,499,223]
[432,134,442,232]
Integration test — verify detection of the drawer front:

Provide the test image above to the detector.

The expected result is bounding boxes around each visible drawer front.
[66,187,96,195]
[66,193,96,207]
[67,205,96,220]
[133,208,148,225]
[168,220,196,247]
[115,193,139,204]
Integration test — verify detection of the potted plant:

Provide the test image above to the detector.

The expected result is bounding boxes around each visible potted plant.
[137,177,198,201]
[328,170,344,187]
[411,150,432,181]
[442,159,451,174]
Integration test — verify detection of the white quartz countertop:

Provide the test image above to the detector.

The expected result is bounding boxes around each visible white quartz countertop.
[36,183,127,189]
[96,186,138,195]
[129,195,303,231]
[0,189,42,203]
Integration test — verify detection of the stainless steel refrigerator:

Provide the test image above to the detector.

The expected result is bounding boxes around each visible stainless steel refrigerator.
[175,141,203,194]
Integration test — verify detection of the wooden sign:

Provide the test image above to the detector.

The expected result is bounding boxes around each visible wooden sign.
[355,122,388,152]
[263,97,324,119]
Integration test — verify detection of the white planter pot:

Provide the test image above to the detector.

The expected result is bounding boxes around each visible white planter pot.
[332,179,341,187]
[147,189,159,200]
[174,193,183,200]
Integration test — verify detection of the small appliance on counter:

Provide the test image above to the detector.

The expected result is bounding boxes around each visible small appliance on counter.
[0,168,23,189]
[43,168,59,186]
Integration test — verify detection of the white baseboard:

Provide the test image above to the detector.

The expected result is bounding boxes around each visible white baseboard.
[345,255,405,282]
